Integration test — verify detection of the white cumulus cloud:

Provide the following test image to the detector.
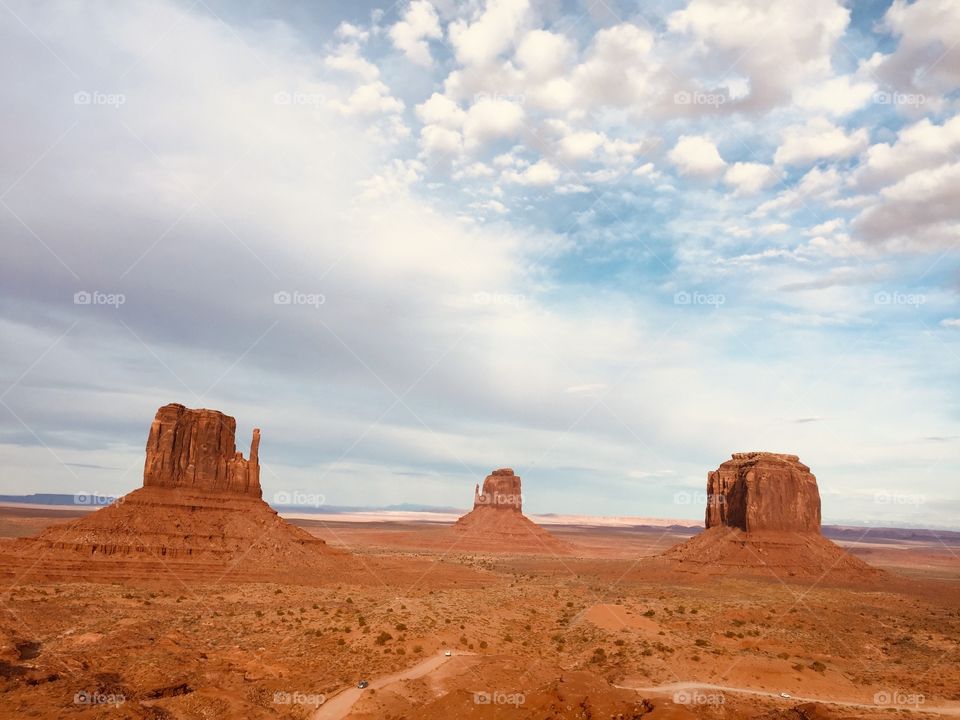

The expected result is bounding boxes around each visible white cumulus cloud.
[774,117,868,165]
[794,74,877,115]
[463,97,525,149]
[669,135,726,176]
[558,131,605,162]
[667,0,851,111]
[389,1,442,67]
[515,29,574,79]
[724,162,780,195]
[416,93,467,128]
[449,0,531,67]
[324,43,380,82]
[503,159,560,187]
[330,81,404,117]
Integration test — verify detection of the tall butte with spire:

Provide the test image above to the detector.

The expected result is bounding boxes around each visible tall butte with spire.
[143,403,263,497]
[471,468,523,512]
[8,403,338,583]
[447,468,571,554]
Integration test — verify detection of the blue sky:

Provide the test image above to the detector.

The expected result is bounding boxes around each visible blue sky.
[0,0,958,526]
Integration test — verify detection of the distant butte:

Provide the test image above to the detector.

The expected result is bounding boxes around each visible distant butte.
[449,468,571,554]
[472,467,523,512]
[663,452,880,580]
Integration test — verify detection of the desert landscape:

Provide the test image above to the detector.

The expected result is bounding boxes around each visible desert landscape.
[4,0,960,718]
[0,404,958,719]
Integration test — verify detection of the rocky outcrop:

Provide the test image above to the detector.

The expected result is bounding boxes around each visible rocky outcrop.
[7,403,338,583]
[661,452,879,581]
[705,452,821,533]
[473,468,523,512]
[452,468,569,554]
[755,702,838,719]
[143,403,261,498]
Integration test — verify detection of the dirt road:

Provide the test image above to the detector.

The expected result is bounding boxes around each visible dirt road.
[312,651,472,720]
[615,680,960,716]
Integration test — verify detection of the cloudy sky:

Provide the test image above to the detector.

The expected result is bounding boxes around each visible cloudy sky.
[1,0,958,526]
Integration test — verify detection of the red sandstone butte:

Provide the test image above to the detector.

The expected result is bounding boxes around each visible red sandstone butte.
[144,403,261,497]
[661,452,879,580]
[472,467,523,512]
[5,403,337,582]
[451,468,570,554]
[705,452,821,533]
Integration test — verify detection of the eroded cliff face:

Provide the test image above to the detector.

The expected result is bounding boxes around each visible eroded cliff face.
[662,452,879,579]
[10,403,337,579]
[143,403,261,498]
[705,452,821,533]
[473,468,523,512]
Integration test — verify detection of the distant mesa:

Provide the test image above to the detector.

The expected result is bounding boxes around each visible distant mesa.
[664,452,880,580]
[449,468,571,554]
[4,403,339,583]
[705,452,821,533]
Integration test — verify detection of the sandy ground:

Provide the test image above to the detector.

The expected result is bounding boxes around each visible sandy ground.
[0,505,958,719]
